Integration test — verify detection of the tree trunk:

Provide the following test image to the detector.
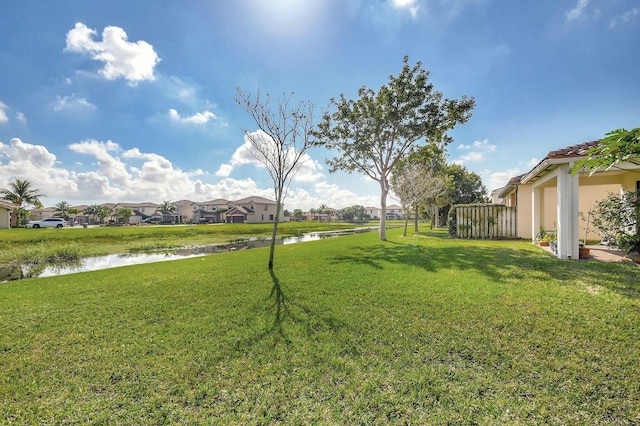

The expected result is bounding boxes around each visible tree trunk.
[379,179,388,240]
[414,205,419,233]
[403,216,408,237]
[268,190,283,269]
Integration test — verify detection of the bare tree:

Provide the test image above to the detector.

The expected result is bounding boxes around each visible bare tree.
[391,161,448,236]
[235,88,317,269]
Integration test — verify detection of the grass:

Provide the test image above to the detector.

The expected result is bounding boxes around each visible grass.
[1,228,639,424]
[0,221,365,267]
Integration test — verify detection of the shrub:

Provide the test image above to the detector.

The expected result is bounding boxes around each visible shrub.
[590,190,639,253]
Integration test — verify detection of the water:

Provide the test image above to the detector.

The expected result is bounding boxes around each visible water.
[3,228,375,280]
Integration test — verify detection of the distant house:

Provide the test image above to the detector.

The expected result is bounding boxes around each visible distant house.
[193,199,231,224]
[365,207,380,220]
[173,200,195,223]
[498,139,640,260]
[226,196,283,224]
[114,202,160,224]
[0,200,15,229]
[29,207,57,221]
[385,204,404,220]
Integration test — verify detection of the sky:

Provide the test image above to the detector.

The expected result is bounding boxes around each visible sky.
[0,0,638,211]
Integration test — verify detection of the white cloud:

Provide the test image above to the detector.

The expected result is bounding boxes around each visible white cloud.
[65,22,160,84]
[456,151,485,163]
[390,0,420,18]
[0,137,379,211]
[168,108,217,125]
[0,101,8,123]
[215,131,324,183]
[566,0,591,21]
[311,182,379,210]
[454,138,496,164]
[16,112,26,123]
[610,7,639,28]
[0,138,78,199]
[53,94,96,112]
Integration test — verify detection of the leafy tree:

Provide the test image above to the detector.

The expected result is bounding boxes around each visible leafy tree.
[589,191,639,254]
[314,56,475,240]
[116,207,133,224]
[236,88,317,269]
[444,164,488,205]
[158,200,176,214]
[572,127,640,175]
[86,205,112,224]
[0,178,45,226]
[98,206,113,223]
[54,201,71,219]
[293,209,305,222]
[339,205,369,222]
[84,204,99,224]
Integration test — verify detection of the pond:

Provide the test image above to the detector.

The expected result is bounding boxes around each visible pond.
[1,228,376,281]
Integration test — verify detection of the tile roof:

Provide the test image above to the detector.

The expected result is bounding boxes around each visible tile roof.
[522,139,602,184]
[497,174,525,198]
[544,140,600,160]
[0,200,16,210]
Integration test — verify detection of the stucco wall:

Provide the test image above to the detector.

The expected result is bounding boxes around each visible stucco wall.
[516,184,533,239]
[0,208,10,229]
[516,170,637,242]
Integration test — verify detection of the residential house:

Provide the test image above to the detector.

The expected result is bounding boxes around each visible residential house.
[385,204,404,220]
[365,207,380,220]
[226,196,283,224]
[173,200,195,223]
[193,199,231,224]
[0,200,15,229]
[113,202,159,224]
[498,140,640,260]
[28,207,58,221]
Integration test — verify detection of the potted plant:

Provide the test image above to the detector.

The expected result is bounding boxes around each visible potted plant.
[578,242,590,259]
[536,226,548,246]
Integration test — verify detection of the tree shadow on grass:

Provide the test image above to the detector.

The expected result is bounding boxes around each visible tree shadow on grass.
[233,269,346,352]
[269,269,287,335]
[331,236,640,299]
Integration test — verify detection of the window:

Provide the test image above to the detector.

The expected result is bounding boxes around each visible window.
[264,204,268,210]
[270,214,274,221]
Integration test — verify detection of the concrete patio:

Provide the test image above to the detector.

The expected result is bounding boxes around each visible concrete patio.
[539,243,638,264]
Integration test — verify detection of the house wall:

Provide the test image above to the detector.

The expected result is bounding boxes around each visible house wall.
[518,171,635,241]
[516,184,533,239]
[0,207,10,229]
[173,201,194,223]
[621,173,639,192]
[246,202,282,223]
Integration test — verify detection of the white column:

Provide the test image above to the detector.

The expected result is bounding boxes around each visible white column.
[532,187,542,243]
[556,164,580,259]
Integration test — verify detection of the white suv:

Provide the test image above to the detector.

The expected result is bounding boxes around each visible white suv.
[27,218,67,228]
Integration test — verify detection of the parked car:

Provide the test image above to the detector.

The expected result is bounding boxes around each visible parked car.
[142,217,160,224]
[26,218,66,228]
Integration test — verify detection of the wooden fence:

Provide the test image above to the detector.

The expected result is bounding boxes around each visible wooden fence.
[454,204,517,239]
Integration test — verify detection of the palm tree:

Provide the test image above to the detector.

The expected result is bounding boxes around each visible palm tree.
[158,200,176,214]
[84,204,100,224]
[0,178,45,226]
[54,201,71,220]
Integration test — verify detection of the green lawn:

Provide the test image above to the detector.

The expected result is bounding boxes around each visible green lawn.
[0,221,365,267]
[1,228,639,424]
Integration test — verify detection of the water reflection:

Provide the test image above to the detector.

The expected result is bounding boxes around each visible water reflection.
[1,228,375,281]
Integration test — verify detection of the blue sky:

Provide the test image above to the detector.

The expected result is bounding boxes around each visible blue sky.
[0,0,638,210]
